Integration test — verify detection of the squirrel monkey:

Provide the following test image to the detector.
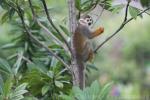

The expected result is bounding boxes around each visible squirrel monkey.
[72,15,104,62]
[72,15,104,89]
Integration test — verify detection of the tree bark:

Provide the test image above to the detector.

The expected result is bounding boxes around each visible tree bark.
[68,0,77,33]
[68,0,85,89]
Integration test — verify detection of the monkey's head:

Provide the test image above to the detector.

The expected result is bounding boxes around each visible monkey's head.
[79,15,93,26]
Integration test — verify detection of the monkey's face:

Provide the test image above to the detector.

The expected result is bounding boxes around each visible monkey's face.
[84,17,93,26]
[79,15,93,26]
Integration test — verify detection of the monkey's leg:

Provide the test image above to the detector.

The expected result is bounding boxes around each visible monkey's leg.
[87,49,94,62]
[82,42,91,62]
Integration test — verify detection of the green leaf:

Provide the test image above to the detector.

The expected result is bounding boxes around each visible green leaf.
[0,76,3,94]
[0,0,3,5]
[75,0,81,10]
[140,0,150,7]
[8,8,16,20]
[0,58,12,74]
[14,83,28,92]
[100,0,113,11]
[86,63,98,71]
[50,56,58,67]
[98,82,113,100]
[10,83,28,100]
[12,51,23,75]
[0,43,16,49]
[11,95,24,100]
[11,90,28,99]
[41,85,50,95]
[129,6,140,19]
[0,11,9,24]
[60,95,73,100]
[0,7,16,24]
[81,0,94,12]
[73,86,84,100]
[65,80,113,100]
[0,1,10,10]
[90,80,101,99]
[109,4,125,14]
[27,62,47,73]
[47,71,54,78]
[55,81,64,88]
[3,78,13,97]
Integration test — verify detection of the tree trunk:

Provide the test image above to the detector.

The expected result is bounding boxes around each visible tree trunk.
[68,0,85,89]
[71,59,85,89]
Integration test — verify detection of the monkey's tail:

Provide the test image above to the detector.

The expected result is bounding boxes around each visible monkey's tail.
[76,57,85,89]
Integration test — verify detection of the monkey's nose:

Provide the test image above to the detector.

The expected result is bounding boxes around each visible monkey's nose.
[88,23,91,26]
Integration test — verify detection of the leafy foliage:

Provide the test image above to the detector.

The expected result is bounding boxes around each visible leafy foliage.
[61,80,113,100]
[0,78,28,100]
[0,0,149,99]
[0,58,12,75]
[75,0,113,13]
[129,6,140,19]
[0,0,71,99]
[109,4,125,14]
[140,0,150,7]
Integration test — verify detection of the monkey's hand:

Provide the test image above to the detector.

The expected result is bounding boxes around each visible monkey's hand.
[96,27,104,35]
[91,27,104,38]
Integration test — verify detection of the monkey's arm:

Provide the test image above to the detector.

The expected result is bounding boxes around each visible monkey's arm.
[91,27,104,38]
[80,25,104,39]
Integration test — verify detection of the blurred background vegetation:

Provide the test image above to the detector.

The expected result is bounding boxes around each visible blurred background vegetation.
[0,0,150,100]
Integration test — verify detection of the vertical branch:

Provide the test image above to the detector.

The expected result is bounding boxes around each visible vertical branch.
[68,0,86,89]
[68,0,83,88]
[124,0,130,22]
[68,0,77,33]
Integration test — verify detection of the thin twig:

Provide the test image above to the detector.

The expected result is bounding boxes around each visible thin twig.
[94,23,125,53]
[94,1,130,52]
[22,56,33,63]
[139,9,150,16]
[83,0,102,16]
[15,4,72,73]
[123,0,130,22]
[28,0,69,55]
[124,7,150,24]
[41,0,72,55]
[143,11,150,16]
[94,4,150,53]
[4,1,18,11]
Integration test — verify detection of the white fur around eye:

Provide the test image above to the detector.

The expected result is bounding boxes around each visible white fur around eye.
[79,19,89,26]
